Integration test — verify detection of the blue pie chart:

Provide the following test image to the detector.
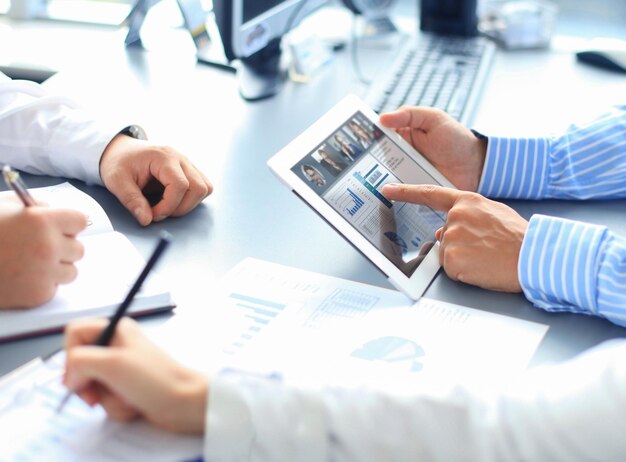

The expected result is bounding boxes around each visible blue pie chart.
[351,336,425,372]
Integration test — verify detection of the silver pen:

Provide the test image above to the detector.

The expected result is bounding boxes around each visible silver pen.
[2,165,37,207]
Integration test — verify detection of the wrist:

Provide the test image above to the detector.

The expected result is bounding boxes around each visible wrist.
[119,125,147,141]
[171,367,209,434]
[470,129,487,191]
[99,125,147,178]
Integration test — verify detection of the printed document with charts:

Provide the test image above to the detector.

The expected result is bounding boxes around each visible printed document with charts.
[0,257,548,461]
[0,182,174,342]
[166,258,550,391]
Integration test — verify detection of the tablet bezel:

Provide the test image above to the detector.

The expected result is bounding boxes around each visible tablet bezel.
[267,94,456,300]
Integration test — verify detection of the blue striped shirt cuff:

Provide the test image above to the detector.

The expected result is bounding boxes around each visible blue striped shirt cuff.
[597,234,626,326]
[519,215,608,320]
[478,136,551,199]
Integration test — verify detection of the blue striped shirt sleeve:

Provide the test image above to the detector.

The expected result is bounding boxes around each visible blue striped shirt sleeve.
[478,104,626,200]
[519,215,626,327]
[476,105,626,325]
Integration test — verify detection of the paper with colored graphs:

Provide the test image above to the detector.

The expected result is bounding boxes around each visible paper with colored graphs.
[0,257,549,460]
[0,353,203,462]
[164,258,549,389]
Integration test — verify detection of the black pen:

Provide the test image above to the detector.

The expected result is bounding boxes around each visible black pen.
[56,231,172,414]
[2,165,37,206]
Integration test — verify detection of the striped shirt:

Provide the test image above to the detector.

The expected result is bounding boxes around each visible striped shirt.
[477,105,626,326]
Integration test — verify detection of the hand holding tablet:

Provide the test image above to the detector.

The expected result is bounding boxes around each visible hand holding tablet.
[378,105,487,192]
[268,95,456,300]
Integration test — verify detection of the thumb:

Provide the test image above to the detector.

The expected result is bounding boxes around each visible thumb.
[381,183,460,212]
[379,106,446,132]
[107,175,153,226]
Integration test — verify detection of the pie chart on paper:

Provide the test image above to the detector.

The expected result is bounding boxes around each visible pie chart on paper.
[351,336,425,372]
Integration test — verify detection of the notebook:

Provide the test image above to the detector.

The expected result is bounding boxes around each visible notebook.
[0,182,174,342]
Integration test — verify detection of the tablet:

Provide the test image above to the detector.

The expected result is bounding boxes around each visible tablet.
[267,94,455,300]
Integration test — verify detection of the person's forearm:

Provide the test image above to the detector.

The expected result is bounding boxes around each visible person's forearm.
[0,79,120,184]
[519,215,626,326]
[204,340,626,462]
[479,105,626,200]
[206,372,497,461]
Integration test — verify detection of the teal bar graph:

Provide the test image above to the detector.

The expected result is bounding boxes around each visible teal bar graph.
[225,293,287,355]
[229,293,286,310]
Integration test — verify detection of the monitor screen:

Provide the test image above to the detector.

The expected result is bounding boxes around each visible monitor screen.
[420,0,478,36]
[213,0,328,101]
[243,0,284,24]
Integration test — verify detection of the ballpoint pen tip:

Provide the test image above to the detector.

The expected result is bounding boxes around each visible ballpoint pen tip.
[2,165,18,183]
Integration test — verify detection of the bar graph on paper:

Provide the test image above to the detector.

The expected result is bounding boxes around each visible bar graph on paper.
[302,289,379,329]
[223,293,287,355]
[215,259,548,388]
[222,289,379,355]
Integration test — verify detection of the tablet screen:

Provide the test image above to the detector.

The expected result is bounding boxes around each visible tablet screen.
[290,111,446,277]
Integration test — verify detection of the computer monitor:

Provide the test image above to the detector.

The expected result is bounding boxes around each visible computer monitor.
[213,0,328,101]
[419,0,478,37]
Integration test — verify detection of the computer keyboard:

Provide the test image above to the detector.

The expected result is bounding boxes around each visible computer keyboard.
[365,34,496,124]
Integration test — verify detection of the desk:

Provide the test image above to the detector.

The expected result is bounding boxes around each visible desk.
[1,1,626,375]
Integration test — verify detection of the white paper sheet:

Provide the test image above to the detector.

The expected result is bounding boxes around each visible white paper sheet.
[0,181,114,235]
[0,257,549,460]
[0,182,173,339]
[166,258,549,389]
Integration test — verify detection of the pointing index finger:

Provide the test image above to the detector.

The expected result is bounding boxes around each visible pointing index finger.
[381,183,460,212]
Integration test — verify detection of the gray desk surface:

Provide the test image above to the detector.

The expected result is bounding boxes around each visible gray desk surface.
[1,2,626,376]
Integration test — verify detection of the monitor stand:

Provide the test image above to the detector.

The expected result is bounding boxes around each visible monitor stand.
[236,39,287,102]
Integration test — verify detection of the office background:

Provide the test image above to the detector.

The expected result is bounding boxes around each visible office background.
[1,0,625,375]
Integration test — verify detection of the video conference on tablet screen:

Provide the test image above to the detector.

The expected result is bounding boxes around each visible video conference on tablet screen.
[290,111,446,277]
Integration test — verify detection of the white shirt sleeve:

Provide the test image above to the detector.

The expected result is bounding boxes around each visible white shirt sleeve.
[205,339,626,462]
[0,74,125,185]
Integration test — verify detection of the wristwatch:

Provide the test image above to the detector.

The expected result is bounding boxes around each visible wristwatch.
[471,129,488,142]
[119,124,147,140]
